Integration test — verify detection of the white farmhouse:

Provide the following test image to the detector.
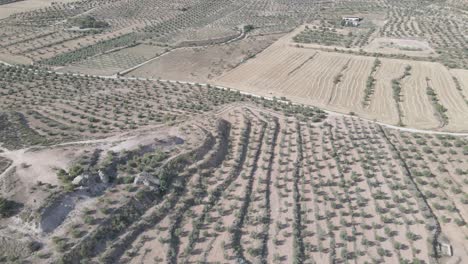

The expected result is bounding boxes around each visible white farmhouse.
[342,17,362,27]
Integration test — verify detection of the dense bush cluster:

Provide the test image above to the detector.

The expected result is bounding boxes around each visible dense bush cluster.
[72,16,110,29]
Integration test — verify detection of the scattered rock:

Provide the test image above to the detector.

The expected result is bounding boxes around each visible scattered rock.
[98,170,109,184]
[72,173,105,186]
[133,172,160,188]
[71,174,90,186]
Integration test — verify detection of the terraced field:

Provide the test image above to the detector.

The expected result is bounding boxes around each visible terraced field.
[0,1,467,264]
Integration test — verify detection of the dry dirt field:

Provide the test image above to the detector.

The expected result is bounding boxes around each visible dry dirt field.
[215,29,468,132]
[125,34,283,82]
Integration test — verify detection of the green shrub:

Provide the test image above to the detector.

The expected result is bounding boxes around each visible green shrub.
[0,197,14,217]
[72,16,109,29]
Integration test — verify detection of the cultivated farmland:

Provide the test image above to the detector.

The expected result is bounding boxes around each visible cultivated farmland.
[0,0,467,263]
[1,103,467,263]
[61,44,168,76]
[215,30,468,132]
[0,0,80,19]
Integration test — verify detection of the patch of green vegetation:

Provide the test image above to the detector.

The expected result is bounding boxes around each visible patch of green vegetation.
[363,58,381,106]
[0,112,46,150]
[293,26,352,47]
[57,164,84,191]
[0,197,15,218]
[40,33,138,66]
[391,65,412,126]
[243,24,255,33]
[71,16,109,29]
[52,236,69,252]
[118,147,169,176]
[60,152,192,261]
[116,175,135,184]
[426,77,449,127]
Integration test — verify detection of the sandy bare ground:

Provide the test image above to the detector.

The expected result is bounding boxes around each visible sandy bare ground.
[365,37,437,57]
[126,34,282,83]
[0,52,32,65]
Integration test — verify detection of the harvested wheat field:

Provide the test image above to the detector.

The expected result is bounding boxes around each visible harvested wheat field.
[365,58,403,125]
[401,62,468,131]
[215,31,468,132]
[450,69,468,102]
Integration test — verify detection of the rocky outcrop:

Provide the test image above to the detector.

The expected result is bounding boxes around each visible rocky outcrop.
[71,174,94,186]
[98,170,109,184]
[133,172,160,188]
